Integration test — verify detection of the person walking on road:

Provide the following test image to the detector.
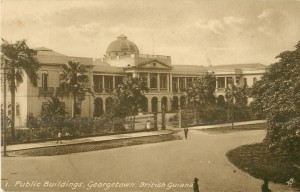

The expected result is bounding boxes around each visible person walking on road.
[193,178,199,192]
[184,127,189,139]
[56,131,62,144]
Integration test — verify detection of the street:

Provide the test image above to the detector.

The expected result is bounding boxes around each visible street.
[1,130,293,192]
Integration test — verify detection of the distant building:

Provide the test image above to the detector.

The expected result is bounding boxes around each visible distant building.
[1,35,266,127]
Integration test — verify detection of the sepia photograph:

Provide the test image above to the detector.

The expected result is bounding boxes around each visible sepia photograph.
[1,0,300,191]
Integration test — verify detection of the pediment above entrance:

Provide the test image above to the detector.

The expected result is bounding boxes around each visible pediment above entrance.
[135,59,172,70]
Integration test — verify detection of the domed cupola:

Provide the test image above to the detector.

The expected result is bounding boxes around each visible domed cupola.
[106,34,139,57]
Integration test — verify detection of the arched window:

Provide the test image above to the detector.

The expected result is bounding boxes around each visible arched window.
[42,71,48,91]
[150,74,157,88]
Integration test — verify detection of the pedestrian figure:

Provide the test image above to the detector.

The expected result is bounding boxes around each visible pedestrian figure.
[193,178,199,192]
[146,120,151,130]
[56,131,62,144]
[65,131,70,140]
[184,127,189,139]
[261,179,271,192]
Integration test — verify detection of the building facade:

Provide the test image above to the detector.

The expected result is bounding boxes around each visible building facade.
[2,35,266,127]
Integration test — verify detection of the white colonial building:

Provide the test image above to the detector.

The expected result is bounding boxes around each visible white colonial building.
[2,35,266,127]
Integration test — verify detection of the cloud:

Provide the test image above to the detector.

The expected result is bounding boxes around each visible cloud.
[195,16,245,35]
[224,16,245,25]
[257,9,287,35]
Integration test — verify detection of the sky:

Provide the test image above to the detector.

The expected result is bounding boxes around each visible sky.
[1,0,300,66]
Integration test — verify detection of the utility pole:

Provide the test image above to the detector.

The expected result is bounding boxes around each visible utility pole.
[161,105,166,130]
[178,107,182,129]
[2,65,7,156]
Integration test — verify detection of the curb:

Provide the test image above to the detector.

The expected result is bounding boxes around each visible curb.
[6,130,175,152]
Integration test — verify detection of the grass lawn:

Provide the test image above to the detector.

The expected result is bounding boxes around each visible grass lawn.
[8,133,182,156]
[227,142,300,189]
[200,123,266,134]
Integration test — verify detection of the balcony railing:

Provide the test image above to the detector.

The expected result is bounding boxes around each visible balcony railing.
[216,88,226,92]
[39,87,54,97]
[56,87,70,96]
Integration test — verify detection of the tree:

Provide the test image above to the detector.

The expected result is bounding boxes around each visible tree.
[1,39,40,141]
[251,41,300,155]
[40,97,67,128]
[115,76,148,129]
[187,73,216,123]
[59,61,93,118]
[225,82,248,128]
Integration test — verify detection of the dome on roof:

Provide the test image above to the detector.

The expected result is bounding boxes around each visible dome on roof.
[106,35,139,57]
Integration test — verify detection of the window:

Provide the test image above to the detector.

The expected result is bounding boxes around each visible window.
[74,102,81,115]
[226,77,233,87]
[244,78,248,86]
[104,76,113,92]
[217,77,225,88]
[187,77,193,88]
[179,78,185,90]
[160,74,167,89]
[150,74,157,88]
[115,76,124,88]
[93,75,103,92]
[172,77,178,92]
[42,71,48,91]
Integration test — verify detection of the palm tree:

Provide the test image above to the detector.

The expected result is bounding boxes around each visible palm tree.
[187,73,216,123]
[116,76,148,129]
[1,39,39,141]
[41,97,67,128]
[59,61,93,119]
[225,82,248,128]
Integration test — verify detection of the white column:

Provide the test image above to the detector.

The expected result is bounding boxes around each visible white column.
[184,78,187,90]
[170,74,173,92]
[103,98,106,112]
[148,99,152,113]
[147,73,150,88]
[158,100,161,113]
[177,77,180,92]
[157,73,160,92]
[225,77,227,88]
[113,76,115,89]
[167,98,172,111]
[102,76,105,93]
[167,74,170,92]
